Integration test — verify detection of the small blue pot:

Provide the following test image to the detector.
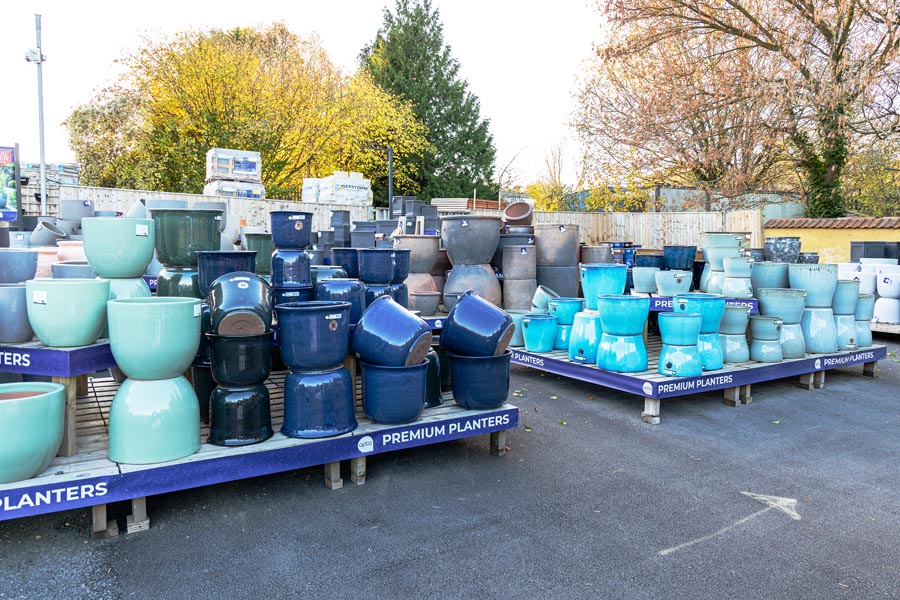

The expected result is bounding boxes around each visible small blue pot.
[442,289,514,356]
[521,313,558,352]
[0,249,38,283]
[273,285,314,306]
[658,312,702,346]
[207,384,273,447]
[315,278,365,325]
[449,351,511,410]
[196,251,257,295]
[358,249,396,284]
[364,283,393,306]
[275,301,351,370]
[271,248,312,287]
[553,324,573,350]
[800,307,838,354]
[663,245,697,270]
[390,282,409,309]
[331,247,359,279]
[547,297,585,326]
[507,310,529,347]
[672,292,726,334]
[597,294,649,336]
[362,359,428,424]
[352,295,433,367]
[568,310,601,363]
[282,367,357,438]
[391,248,411,283]
[270,211,313,248]
[579,263,626,309]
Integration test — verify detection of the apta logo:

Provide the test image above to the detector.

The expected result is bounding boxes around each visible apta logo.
[642,382,653,395]
[814,359,821,369]
[357,436,374,453]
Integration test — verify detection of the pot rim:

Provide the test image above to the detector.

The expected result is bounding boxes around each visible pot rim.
[440,215,502,221]
[275,300,351,311]
[110,296,199,306]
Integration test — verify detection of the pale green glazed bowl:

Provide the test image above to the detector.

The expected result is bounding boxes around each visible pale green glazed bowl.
[108,376,200,464]
[82,217,156,278]
[25,279,110,347]
[108,297,201,380]
[0,382,65,483]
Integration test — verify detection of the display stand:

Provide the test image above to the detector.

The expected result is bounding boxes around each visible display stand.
[871,321,900,335]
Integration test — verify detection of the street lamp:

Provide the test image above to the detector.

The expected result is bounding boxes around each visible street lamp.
[25,14,47,217]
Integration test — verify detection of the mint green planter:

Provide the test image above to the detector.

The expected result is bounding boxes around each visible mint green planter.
[82,217,155,278]
[108,376,200,464]
[25,279,110,347]
[0,382,65,483]
[99,277,152,338]
[108,297,201,380]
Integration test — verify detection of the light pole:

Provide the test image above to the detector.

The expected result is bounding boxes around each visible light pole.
[25,14,47,217]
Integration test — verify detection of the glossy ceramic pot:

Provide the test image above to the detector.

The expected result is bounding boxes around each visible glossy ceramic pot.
[362,359,428,424]
[409,291,441,316]
[270,211,313,249]
[658,343,703,377]
[501,244,537,280]
[441,215,502,265]
[597,333,648,373]
[507,310,529,348]
[721,333,750,363]
[855,293,876,321]
[800,308,838,354]
[705,246,742,271]
[831,279,860,315]
[190,364,215,422]
[789,263,838,308]
[276,301,350,370]
[424,350,443,408]
[776,322,804,359]
[521,313,557,352]
[750,261,790,291]
[25,278,109,347]
[0,248,38,283]
[706,270,725,295]
[449,351,511,410]
[241,233,274,275]
[856,320,873,348]
[444,264,502,307]
[597,294,649,336]
[700,232,745,250]
[568,310,601,363]
[663,245,697,271]
[547,297,585,326]
[391,248,411,283]
[531,284,560,311]
[98,277,152,337]
[315,278,365,325]
[207,384,273,446]
[311,265,348,286]
[352,295,432,367]
[579,264,626,310]
[440,290,514,357]
[658,312,702,346]
[764,237,801,263]
[722,256,753,278]
[273,285,314,306]
[0,382,65,483]
[271,248,311,287]
[151,208,222,267]
[756,288,806,324]
[533,223,579,267]
[50,261,95,279]
[750,338,783,363]
[655,270,692,297]
[719,304,751,334]
[632,267,659,293]
[390,282,409,309]
[834,314,858,350]
[331,248,359,279]
[672,293,726,334]
[206,331,273,387]
[749,315,783,341]
[392,236,440,274]
[553,324,573,350]
[0,284,34,343]
[197,251,257,295]
[108,297,201,379]
[697,333,724,370]
[108,376,200,464]
[282,367,357,438]
[364,283,393,307]
[81,217,155,277]
[207,272,273,335]
[156,267,201,299]
[357,249,396,284]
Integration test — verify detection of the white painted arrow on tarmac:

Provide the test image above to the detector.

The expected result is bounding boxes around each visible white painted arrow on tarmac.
[658,492,800,556]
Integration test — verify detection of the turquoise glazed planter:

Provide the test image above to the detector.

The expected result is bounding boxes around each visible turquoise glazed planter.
[579,263,626,310]
[831,279,860,315]
[780,323,806,359]
[722,256,753,278]
[597,294,649,336]
[655,270,692,297]
[705,247,742,271]
[241,233,274,275]
[855,293,876,321]
[789,263,838,308]
[662,245,697,271]
[507,310,529,347]
[834,314,858,350]
[800,308,838,354]
[0,382,65,483]
[719,304,751,335]
[108,297,201,380]
[553,324,573,350]
[632,267,659,293]
[751,262,790,291]
[750,338,783,363]
[757,288,807,324]
[25,278,110,347]
[108,376,200,464]
[82,217,156,277]
[673,292,726,334]
[658,312,702,346]
[700,232,744,250]
[568,310,602,363]
[750,315,783,340]
[597,332,648,372]
[547,297,585,326]
[521,313,557,352]
[720,333,750,363]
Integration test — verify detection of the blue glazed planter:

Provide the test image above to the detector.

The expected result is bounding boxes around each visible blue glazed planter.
[425,350,443,408]
[757,288,807,324]
[579,264,626,310]
[568,310,601,363]
[719,304,751,334]
[270,211,313,249]
[362,359,428,424]
[273,285,314,306]
[206,331,274,387]
[282,367,357,438]
[547,297,585,326]
[390,282,409,309]
[521,313,557,352]
[751,262,790,292]
[507,310,529,347]
[663,245,696,271]
[831,279,860,315]
[658,312,702,346]
[800,307,838,354]
[196,251,257,295]
[672,292,726,334]
[789,263,838,308]
[553,324,572,350]
[635,254,665,269]
[632,267,660,293]
[391,248,411,283]
[331,247,359,279]
[352,295,433,367]
[310,265,348,286]
[449,351,511,410]
[597,333,648,372]
[441,289,514,356]
[363,283,393,307]
[207,272,273,336]
[597,294,649,336]
[271,248,312,287]
[358,249,396,284]
[315,278,365,325]
[207,384,273,447]
[275,301,351,370]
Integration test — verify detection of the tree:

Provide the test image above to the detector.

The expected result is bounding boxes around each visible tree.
[842,138,900,217]
[598,0,900,218]
[360,0,497,200]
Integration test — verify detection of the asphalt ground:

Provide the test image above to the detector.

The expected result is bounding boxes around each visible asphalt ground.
[2,335,899,599]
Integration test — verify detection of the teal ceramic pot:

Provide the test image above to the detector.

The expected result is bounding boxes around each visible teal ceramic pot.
[658,312,702,346]
[658,343,702,377]
[834,314,859,350]
[856,320,873,348]
[531,284,560,311]
[108,297,201,379]
[757,288,807,324]
[151,208,223,267]
[597,332,648,372]
[722,256,753,278]
[672,293,726,334]
[720,333,750,363]
[698,262,711,292]
[0,284,34,343]
[721,276,753,299]
[0,248,38,283]
[521,313,557,352]
[719,304,751,335]
[507,310,528,347]
[800,308,838,354]
[579,264,626,310]
[855,293,876,321]
[632,267,659,293]
[750,315,783,341]
[51,261,96,279]
[750,338,783,363]
[697,333,725,370]
[705,247,742,271]
[789,263,838,308]
[780,323,806,359]
[82,217,155,277]
[157,267,202,299]
[700,232,744,251]
[25,279,110,347]
[655,270,692,297]
[108,376,200,464]
[568,310,602,363]
[831,279,860,315]
[241,233,274,275]
[750,261,790,291]
[597,294,649,336]
[706,270,725,295]
[553,324,573,350]
[98,276,152,337]
[0,382,65,483]
[547,297,585,326]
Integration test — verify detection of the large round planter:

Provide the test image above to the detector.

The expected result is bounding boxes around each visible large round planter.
[276,301,351,371]
[362,360,428,424]
[655,270,692,297]
[663,245,697,271]
[364,283,393,307]
[271,248,312,287]
[449,351,511,409]
[855,293,876,321]
[108,297,201,379]
[700,232,744,250]
[658,312,702,346]
[548,297,585,326]
[331,248,359,279]
[750,261,790,291]
[672,293,726,334]
[82,217,156,277]
[722,256,753,278]
[764,237,801,263]
[151,208,223,267]
[832,279,860,315]
[502,200,533,226]
[273,285,314,307]
[597,295,649,336]
[597,332,648,372]
[503,278,537,311]
[390,282,409,309]
[788,263,838,308]
[207,384,273,446]
[207,272,273,336]
[357,248,396,284]
[282,367,357,438]
[108,376,200,464]
[391,248,411,283]
[0,382,65,483]
[270,211,313,249]
[156,267,201,299]
[533,223,579,267]
[0,248,38,283]
[207,331,274,387]
[568,310,602,363]
[442,290,514,356]
[315,278,365,325]
[0,284,34,343]
[440,215,501,265]
[241,233,274,275]
[536,265,580,298]
[756,288,807,324]
[196,251,257,295]
[310,265,348,286]
[719,304,751,334]
[444,264,502,307]
[25,278,109,347]
[521,313,557,352]
[501,244,537,280]
[579,263,626,309]
[352,295,432,367]
[50,261,96,279]
[392,235,439,274]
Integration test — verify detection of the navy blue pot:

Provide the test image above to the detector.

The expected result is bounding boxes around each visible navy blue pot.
[275,301,351,370]
[364,283,393,307]
[390,282,409,309]
[425,349,443,408]
[282,367,357,438]
[362,359,427,424]
[315,278,365,325]
[193,301,213,365]
[331,247,359,279]
[449,350,511,410]
[635,254,665,269]
[157,267,202,299]
[207,384,273,446]
[271,248,311,287]
[196,251,257,295]
[352,295,433,367]
[310,265,348,285]
[358,248,395,284]
[391,248,411,283]
[207,272,273,336]
[190,363,215,422]
[206,331,274,387]
[441,289,514,357]
[273,285,314,306]
[434,343,453,392]
[663,245,697,271]
[270,211,313,249]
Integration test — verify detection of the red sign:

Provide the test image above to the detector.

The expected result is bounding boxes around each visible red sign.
[0,148,13,164]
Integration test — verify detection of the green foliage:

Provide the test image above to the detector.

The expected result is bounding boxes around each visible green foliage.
[360,0,496,200]
[843,142,900,217]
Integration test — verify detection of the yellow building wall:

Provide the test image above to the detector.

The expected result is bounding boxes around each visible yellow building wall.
[764,228,900,263]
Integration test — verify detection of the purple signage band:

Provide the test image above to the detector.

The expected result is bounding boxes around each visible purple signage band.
[0,341,115,377]
[650,296,759,314]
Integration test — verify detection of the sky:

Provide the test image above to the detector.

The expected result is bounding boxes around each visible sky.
[2,1,603,188]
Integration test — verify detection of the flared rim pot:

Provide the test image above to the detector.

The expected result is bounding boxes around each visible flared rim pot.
[756,288,807,324]
[361,359,428,424]
[0,382,65,484]
[672,293,726,334]
[282,367,357,438]
[275,301,351,370]
[0,248,38,283]
[855,294,876,321]
[832,279,860,315]
[750,261,790,290]
[704,247,742,271]
[351,295,433,367]
[547,297,585,326]
[25,278,110,348]
[150,208,223,267]
[749,315,783,341]
[597,294,649,336]
[206,331,274,387]
[108,297,202,380]
[207,272,273,336]
[719,304,752,334]
[270,211,313,249]
[357,248,396,284]
[654,270,692,297]
[315,278,366,325]
[0,283,35,343]
[579,263,626,309]
[788,263,838,308]
[392,236,440,274]
[658,312,702,345]
[271,248,312,287]
[441,290,515,357]
[521,313,557,353]
[331,248,360,279]
[391,248,411,283]
[207,384,274,447]
[440,215,501,266]
[449,350,512,410]
[196,251,257,296]
[82,217,155,278]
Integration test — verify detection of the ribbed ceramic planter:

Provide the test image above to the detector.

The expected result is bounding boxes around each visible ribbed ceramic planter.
[580,264,626,310]
[207,384,273,446]
[151,208,222,267]
[207,272,273,336]
[789,264,838,308]
[270,211,313,249]
[362,360,428,424]
[26,279,109,347]
[449,351,511,409]
[0,382,65,483]
[441,215,501,265]
[82,217,155,277]
[0,248,38,283]
[0,284,34,343]
[392,236,440,274]
[282,367,357,438]
[444,264,502,307]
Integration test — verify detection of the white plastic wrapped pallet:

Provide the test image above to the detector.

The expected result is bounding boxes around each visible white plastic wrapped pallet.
[301,178,320,202]
[205,148,262,183]
[203,180,266,199]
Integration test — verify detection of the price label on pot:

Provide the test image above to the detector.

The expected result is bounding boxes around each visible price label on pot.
[520,247,528,254]
[237,282,249,289]
[325,314,343,320]
[461,219,469,227]
[288,215,304,220]
[194,304,202,317]
[32,291,47,305]
[284,291,299,297]
[135,223,149,237]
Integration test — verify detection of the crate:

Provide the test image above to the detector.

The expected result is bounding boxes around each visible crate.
[205,148,262,183]
[203,180,265,199]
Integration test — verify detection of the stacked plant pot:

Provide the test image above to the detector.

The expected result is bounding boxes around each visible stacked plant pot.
[791,263,839,354]
[0,249,38,344]
[358,248,396,307]
[394,234,441,315]
[749,315,784,363]
[756,288,807,359]
[534,223,580,298]
[270,211,314,306]
[151,208,224,299]
[502,241,537,310]
[390,248,411,309]
[832,279,860,351]
[241,232,274,277]
[698,232,744,293]
[719,304,751,363]
[441,215,502,307]
[721,256,754,299]
[548,297,585,351]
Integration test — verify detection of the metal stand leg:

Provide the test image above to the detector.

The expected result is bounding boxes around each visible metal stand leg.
[350,457,366,485]
[490,431,507,456]
[324,461,343,490]
[642,397,661,425]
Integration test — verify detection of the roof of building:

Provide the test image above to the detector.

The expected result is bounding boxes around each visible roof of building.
[764,217,900,229]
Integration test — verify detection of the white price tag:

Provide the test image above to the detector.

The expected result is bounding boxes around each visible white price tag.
[194,304,202,317]
[32,290,48,305]
[559,225,566,232]
[135,223,149,237]
[461,219,469,227]
[325,313,343,320]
